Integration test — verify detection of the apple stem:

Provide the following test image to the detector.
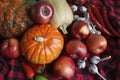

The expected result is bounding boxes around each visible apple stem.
[34,37,44,42]
[59,25,68,34]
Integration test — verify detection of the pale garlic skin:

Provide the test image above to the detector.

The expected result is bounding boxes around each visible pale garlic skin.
[77,57,87,69]
[89,64,107,80]
[73,6,101,34]
[90,56,111,64]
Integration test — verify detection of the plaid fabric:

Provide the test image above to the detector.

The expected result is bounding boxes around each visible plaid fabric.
[0,0,120,80]
[0,57,28,80]
[89,0,120,34]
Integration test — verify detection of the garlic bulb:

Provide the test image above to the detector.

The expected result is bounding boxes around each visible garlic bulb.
[89,64,107,80]
[77,57,87,69]
[90,56,111,64]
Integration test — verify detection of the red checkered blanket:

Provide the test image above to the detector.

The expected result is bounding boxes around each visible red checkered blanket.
[0,0,120,80]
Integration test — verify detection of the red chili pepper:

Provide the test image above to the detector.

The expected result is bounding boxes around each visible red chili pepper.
[30,63,45,73]
[101,7,120,38]
[90,4,106,28]
[87,6,112,36]
[20,61,35,79]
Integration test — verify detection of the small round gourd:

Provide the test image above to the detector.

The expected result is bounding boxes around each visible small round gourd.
[20,24,64,64]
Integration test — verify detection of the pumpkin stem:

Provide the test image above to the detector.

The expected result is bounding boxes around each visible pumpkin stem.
[34,37,44,42]
[59,25,68,34]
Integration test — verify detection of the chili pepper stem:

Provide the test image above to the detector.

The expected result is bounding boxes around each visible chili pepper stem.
[30,77,33,80]
[39,64,46,73]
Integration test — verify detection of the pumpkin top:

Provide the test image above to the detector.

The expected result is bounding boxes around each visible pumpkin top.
[20,24,64,64]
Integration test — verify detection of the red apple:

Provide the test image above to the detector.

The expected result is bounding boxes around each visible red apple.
[0,38,20,59]
[66,39,87,60]
[86,34,107,55]
[71,20,90,39]
[53,56,75,80]
[31,1,54,24]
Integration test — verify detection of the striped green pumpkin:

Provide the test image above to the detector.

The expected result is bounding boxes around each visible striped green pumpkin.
[0,0,37,38]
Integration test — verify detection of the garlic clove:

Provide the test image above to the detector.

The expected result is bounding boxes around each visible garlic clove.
[88,64,98,74]
[90,56,100,64]
[74,15,80,21]
[90,56,111,64]
[79,6,87,13]
[71,5,78,12]
[88,64,107,80]
[77,57,87,69]
[78,61,86,69]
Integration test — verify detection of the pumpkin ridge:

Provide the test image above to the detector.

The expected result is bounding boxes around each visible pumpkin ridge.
[33,35,46,64]
[44,46,52,64]
[44,27,58,42]
[39,44,46,64]
[25,44,37,62]
[45,25,57,36]
[39,24,51,38]
[9,8,17,30]
[0,0,37,38]
[5,9,18,37]
[28,43,40,62]
[22,41,37,55]
[43,43,47,64]
[30,44,40,64]
[1,12,15,37]
[1,12,10,36]
[43,25,49,37]
[48,45,56,58]
[37,44,43,64]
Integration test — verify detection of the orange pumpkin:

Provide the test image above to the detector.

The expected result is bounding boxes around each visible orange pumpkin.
[20,24,64,64]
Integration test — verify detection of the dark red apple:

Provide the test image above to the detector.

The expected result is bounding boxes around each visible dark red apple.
[86,34,107,55]
[66,39,87,60]
[31,1,54,24]
[0,38,20,59]
[53,56,75,80]
[71,20,90,39]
